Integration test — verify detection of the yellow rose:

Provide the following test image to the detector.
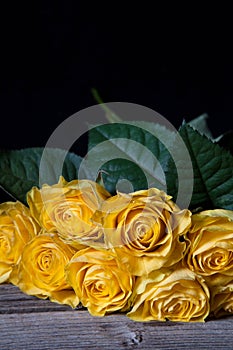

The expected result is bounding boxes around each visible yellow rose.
[66,247,134,316]
[10,233,79,308]
[94,188,191,276]
[27,177,110,249]
[184,209,233,276]
[209,276,233,318]
[0,201,39,283]
[127,266,210,322]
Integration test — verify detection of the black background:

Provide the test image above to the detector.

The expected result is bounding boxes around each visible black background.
[0,3,233,201]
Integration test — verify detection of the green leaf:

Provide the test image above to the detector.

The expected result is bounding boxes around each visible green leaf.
[87,122,177,195]
[187,113,213,139]
[0,148,82,205]
[99,159,148,194]
[177,124,233,210]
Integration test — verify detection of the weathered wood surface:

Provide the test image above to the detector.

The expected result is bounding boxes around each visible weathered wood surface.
[0,284,233,350]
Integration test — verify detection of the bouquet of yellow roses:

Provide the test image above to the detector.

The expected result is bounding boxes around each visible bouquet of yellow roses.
[1,177,233,322]
[0,104,233,322]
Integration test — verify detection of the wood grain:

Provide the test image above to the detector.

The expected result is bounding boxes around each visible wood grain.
[0,284,233,350]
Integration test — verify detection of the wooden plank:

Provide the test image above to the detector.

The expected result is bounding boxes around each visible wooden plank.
[0,284,73,314]
[0,284,233,349]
